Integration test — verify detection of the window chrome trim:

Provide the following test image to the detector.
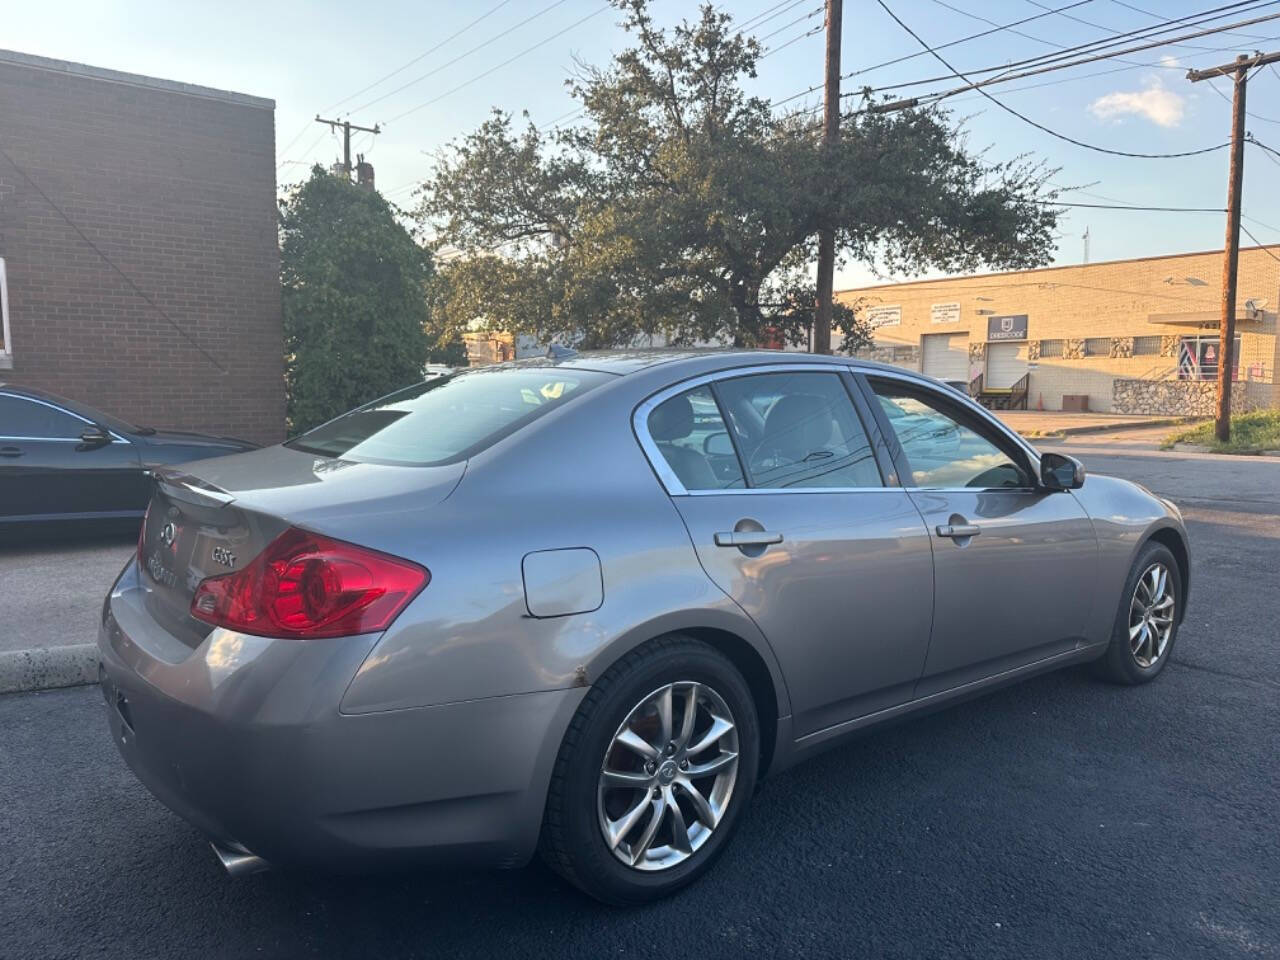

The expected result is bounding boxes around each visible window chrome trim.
[633,361,884,496]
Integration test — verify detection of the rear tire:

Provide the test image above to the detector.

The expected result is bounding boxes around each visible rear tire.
[539,635,759,905]
[1091,541,1181,685]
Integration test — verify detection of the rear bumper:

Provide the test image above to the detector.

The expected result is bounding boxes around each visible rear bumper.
[97,561,585,871]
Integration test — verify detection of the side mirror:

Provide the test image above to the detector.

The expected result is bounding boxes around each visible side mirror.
[79,425,111,447]
[1040,452,1085,490]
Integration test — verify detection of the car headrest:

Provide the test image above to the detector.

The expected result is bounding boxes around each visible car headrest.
[649,395,694,442]
[762,394,832,458]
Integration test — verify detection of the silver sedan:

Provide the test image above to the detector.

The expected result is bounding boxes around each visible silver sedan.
[98,350,1189,905]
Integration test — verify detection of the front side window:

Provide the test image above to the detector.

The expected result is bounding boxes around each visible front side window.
[714,372,882,489]
[870,381,1030,489]
[0,395,85,439]
[288,368,610,466]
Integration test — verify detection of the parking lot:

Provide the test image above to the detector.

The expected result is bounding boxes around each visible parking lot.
[1,443,1277,960]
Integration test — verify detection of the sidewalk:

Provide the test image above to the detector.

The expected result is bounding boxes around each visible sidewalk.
[0,536,132,694]
[992,410,1196,438]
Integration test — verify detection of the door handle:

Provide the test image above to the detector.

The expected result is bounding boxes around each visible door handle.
[714,531,783,548]
[0,446,23,458]
[936,523,980,539]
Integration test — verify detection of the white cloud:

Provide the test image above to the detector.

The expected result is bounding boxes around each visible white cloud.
[1159,55,1180,68]
[1089,77,1186,128]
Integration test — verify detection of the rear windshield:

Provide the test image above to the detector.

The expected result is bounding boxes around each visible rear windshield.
[286,368,611,466]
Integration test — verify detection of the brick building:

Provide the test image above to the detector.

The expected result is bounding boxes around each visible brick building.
[0,50,283,444]
[838,245,1280,415]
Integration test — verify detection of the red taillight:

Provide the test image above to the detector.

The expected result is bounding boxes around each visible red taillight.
[190,527,429,639]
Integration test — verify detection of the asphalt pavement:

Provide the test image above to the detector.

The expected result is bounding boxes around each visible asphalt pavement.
[1,447,1277,959]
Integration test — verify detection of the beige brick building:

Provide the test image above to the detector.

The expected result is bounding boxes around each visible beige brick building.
[837,245,1280,415]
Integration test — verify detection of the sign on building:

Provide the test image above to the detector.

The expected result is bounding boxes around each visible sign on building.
[930,302,961,324]
[866,305,902,329]
[987,314,1028,341]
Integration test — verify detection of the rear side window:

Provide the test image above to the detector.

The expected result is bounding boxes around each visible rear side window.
[716,372,882,489]
[647,386,746,490]
[288,368,611,466]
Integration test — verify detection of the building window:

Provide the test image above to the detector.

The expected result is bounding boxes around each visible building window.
[0,258,11,368]
[1133,335,1161,356]
[1084,337,1110,357]
[1039,339,1063,358]
[1178,335,1241,381]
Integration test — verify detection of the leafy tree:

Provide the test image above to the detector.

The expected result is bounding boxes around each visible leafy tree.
[281,167,431,432]
[418,0,1059,352]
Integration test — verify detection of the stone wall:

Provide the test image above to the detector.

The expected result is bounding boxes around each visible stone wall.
[1112,379,1255,416]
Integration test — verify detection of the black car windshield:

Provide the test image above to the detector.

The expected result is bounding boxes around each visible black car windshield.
[287,367,612,466]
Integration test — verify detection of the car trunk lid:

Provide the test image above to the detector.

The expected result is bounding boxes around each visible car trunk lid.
[138,446,465,648]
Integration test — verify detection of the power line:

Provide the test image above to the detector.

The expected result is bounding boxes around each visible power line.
[385,4,611,124]
[1034,200,1228,211]
[1113,0,1277,42]
[349,0,576,116]
[738,0,809,33]
[324,0,516,116]
[871,0,1235,156]
[0,143,225,373]
[760,23,825,59]
[770,0,1099,108]
[868,2,1280,95]
[866,0,1277,159]
[755,6,821,44]
[1239,223,1280,259]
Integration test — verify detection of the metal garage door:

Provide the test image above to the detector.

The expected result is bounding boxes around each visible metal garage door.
[986,342,1028,388]
[921,333,968,383]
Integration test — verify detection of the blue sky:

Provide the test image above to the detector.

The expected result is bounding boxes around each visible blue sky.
[6,0,1280,288]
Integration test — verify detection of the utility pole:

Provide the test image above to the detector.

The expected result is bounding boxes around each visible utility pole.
[1187,50,1280,441]
[813,0,843,355]
[314,115,381,180]
[1082,226,1090,265]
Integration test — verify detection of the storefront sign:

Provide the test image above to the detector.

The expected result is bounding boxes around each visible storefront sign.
[987,314,1028,341]
[930,302,961,324]
[866,305,901,329]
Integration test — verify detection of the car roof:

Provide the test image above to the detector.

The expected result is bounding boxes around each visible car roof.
[508,348,914,378]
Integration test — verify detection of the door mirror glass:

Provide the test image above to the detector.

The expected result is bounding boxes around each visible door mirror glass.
[1040,452,1085,490]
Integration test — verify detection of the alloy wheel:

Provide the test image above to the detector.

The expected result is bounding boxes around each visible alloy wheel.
[596,681,739,871]
[1129,562,1175,668]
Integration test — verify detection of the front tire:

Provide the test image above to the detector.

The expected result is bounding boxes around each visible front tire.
[1092,541,1182,685]
[539,636,760,905]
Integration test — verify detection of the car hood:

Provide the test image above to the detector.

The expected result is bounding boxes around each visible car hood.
[167,444,467,530]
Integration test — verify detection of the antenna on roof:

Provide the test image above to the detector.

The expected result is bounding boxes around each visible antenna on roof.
[546,343,578,361]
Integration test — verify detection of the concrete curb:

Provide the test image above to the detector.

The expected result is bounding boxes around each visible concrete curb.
[0,644,98,695]
[1017,416,1197,439]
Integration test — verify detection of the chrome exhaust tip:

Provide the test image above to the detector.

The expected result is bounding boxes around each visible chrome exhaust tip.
[210,840,270,877]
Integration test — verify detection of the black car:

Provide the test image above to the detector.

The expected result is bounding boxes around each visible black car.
[0,384,256,533]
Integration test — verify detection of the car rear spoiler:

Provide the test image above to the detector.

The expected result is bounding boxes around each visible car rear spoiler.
[151,467,237,509]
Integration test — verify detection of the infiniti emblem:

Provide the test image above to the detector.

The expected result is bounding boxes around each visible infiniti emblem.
[159,521,177,547]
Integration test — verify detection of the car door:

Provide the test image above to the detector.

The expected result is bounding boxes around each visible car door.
[638,366,935,737]
[0,393,141,523]
[859,373,1097,696]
